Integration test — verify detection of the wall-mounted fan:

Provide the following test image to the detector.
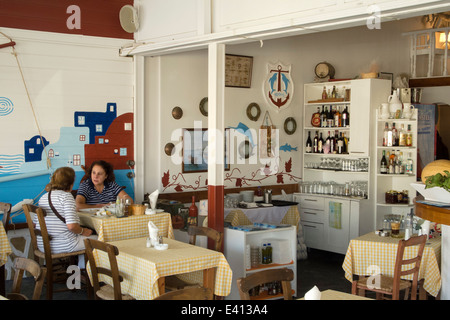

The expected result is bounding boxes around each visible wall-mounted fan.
[119,5,139,33]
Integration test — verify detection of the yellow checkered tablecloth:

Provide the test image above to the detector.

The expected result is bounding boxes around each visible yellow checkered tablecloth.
[78,212,174,242]
[0,224,12,267]
[90,237,233,300]
[224,205,300,228]
[342,232,441,297]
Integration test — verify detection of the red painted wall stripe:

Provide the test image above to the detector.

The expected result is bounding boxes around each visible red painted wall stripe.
[0,0,133,39]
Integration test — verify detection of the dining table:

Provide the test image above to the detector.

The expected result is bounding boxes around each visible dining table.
[342,232,441,299]
[78,211,174,242]
[0,223,12,296]
[298,289,373,300]
[88,236,233,300]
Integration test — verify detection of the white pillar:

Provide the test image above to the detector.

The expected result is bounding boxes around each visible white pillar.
[441,225,450,299]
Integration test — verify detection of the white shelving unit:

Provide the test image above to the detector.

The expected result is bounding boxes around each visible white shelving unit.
[223,226,297,300]
[301,79,392,238]
[373,109,418,229]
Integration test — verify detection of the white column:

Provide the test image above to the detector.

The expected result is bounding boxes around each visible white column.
[207,42,226,185]
[133,55,145,204]
[442,225,450,300]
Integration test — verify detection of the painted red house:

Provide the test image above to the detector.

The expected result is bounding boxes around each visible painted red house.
[84,112,134,170]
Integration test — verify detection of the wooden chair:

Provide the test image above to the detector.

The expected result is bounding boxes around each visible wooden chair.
[84,238,134,300]
[153,287,213,300]
[351,234,427,300]
[165,226,224,291]
[237,268,294,300]
[7,257,46,300]
[22,204,87,300]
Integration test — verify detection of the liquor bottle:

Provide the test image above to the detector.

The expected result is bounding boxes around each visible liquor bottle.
[342,105,349,127]
[333,130,339,154]
[331,85,337,98]
[324,131,331,154]
[188,196,198,227]
[313,131,319,153]
[311,107,321,127]
[394,150,401,174]
[389,150,396,174]
[380,150,387,174]
[399,151,405,174]
[406,124,413,146]
[318,132,324,153]
[334,105,341,127]
[320,106,327,127]
[392,123,398,146]
[337,132,344,154]
[399,124,406,146]
[326,105,334,127]
[322,86,327,100]
[305,131,312,153]
[406,152,414,174]
[386,123,393,147]
[383,122,389,146]
[342,132,348,153]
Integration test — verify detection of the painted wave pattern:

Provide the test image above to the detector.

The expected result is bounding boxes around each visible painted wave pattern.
[0,97,14,116]
[0,154,25,175]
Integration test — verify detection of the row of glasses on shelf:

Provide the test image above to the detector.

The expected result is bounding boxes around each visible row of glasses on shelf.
[299,180,368,198]
[305,157,369,172]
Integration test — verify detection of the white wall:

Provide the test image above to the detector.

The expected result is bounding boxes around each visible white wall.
[143,18,425,196]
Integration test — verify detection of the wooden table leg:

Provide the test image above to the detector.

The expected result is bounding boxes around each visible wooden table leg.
[0,265,5,297]
[203,268,215,292]
[157,277,165,295]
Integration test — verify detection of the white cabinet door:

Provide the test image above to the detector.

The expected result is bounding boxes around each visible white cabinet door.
[324,198,351,254]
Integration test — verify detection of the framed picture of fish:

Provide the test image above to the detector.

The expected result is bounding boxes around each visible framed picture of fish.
[182,128,230,173]
[225,54,253,88]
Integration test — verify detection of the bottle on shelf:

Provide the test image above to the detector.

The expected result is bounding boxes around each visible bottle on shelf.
[311,107,321,127]
[394,150,401,174]
[322,86,327,100]
[324,131,331,154]
[305,131,312,153]
[318,132,324,153]
[313,131,319,153]
[406,152,414,174]
[342,132,348,153]
[383,122,389,147]
[188,196,198,227]
[320,106,327,128]
[388,150,396,174]
[392,123,398,146]
[333,130,339,154]
[337,132,344,154]
[406,124,413,146]
[380,150,387,174]
[331,85,337,98]
[399,124,406,146]
[342,105,349,127]
[326,106,334,127]
[334,106,341,127]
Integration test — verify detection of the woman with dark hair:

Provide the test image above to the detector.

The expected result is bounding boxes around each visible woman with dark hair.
[37,167,97,268]
[76,160,133,210]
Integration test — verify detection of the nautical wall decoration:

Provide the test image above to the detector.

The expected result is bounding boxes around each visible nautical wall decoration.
[0,97,14,116]
[263,62,294,112]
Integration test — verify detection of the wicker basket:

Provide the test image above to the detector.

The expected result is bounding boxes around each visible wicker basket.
[129,204,146,216]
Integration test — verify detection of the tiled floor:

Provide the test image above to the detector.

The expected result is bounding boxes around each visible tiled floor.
[5,248,352,300]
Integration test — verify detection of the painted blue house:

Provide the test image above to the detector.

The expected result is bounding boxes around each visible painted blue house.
[74,102,117,144]
[24,135,49,162]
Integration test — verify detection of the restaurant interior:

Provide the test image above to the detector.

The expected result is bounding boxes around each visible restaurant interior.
[1,0,450,303]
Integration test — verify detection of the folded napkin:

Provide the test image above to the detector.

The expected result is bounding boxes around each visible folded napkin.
[148,221,159,246]
[149,190,159,210]
[304,286,321,300]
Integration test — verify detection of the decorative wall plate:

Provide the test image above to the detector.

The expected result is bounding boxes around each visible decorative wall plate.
[246,102,261,121]
[199,97,208,116]
[172,106,183,119]
[164,142,175,156]
[284,117,297,135]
